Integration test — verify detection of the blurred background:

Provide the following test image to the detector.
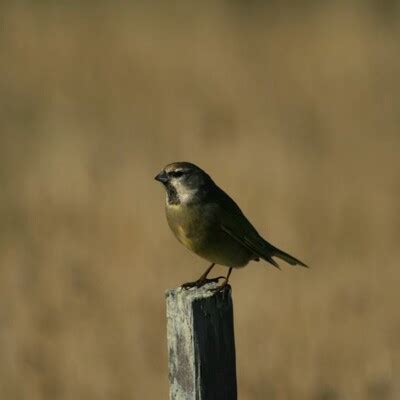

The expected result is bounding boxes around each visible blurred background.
[1,1,399,399]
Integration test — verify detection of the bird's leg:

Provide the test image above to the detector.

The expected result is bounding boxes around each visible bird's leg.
[198,263,216,281]
[212,267,233,292]
[182,263,224,289]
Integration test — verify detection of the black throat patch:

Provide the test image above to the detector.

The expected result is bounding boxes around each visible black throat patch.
[166,183,180,205]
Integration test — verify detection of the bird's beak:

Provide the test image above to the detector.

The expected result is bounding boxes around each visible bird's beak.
[154,170,169,183]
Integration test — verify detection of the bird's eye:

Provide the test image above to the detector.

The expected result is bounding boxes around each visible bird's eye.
[169,170,184,178]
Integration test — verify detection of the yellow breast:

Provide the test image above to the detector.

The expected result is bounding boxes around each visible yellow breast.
[176,225,194,249]
[166,203,200,252]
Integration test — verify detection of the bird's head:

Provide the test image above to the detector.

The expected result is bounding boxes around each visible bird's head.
[155,162,213,205]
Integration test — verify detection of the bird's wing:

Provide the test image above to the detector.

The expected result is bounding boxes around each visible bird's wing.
[220,224,280,268]
[212,186,308,268]
[210,187,281,269]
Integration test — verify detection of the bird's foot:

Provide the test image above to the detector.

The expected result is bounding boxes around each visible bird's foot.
[181,276,224,289]
[211,280,230,293]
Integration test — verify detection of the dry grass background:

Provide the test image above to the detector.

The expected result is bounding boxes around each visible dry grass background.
[1,1,399,399]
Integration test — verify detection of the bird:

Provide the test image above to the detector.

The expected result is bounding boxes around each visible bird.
[155,162,307,291]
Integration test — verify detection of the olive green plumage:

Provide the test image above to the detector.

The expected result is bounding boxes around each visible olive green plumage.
[155,162,307,288]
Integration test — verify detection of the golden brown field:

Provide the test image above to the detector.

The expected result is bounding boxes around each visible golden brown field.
[1,2,399,399]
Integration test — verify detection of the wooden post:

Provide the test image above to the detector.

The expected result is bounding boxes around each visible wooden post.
[165,283,237,400]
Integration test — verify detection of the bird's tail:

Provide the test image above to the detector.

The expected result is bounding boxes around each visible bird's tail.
[257,237,308,269]
[271,245,308,268]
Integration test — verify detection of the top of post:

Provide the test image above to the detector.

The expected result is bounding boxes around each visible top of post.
[165,282,232,301]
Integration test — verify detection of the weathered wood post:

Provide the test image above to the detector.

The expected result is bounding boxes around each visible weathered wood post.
[166,282,237,400]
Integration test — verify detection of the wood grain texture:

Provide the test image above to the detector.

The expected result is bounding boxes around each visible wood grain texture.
[166,283,237,400]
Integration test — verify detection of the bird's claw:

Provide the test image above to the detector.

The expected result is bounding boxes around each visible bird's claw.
[210,281,230,293]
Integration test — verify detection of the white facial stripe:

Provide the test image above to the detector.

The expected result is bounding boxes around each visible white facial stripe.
[171,179,197,203]
[179,188,198,202]
[166,167,183,173]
